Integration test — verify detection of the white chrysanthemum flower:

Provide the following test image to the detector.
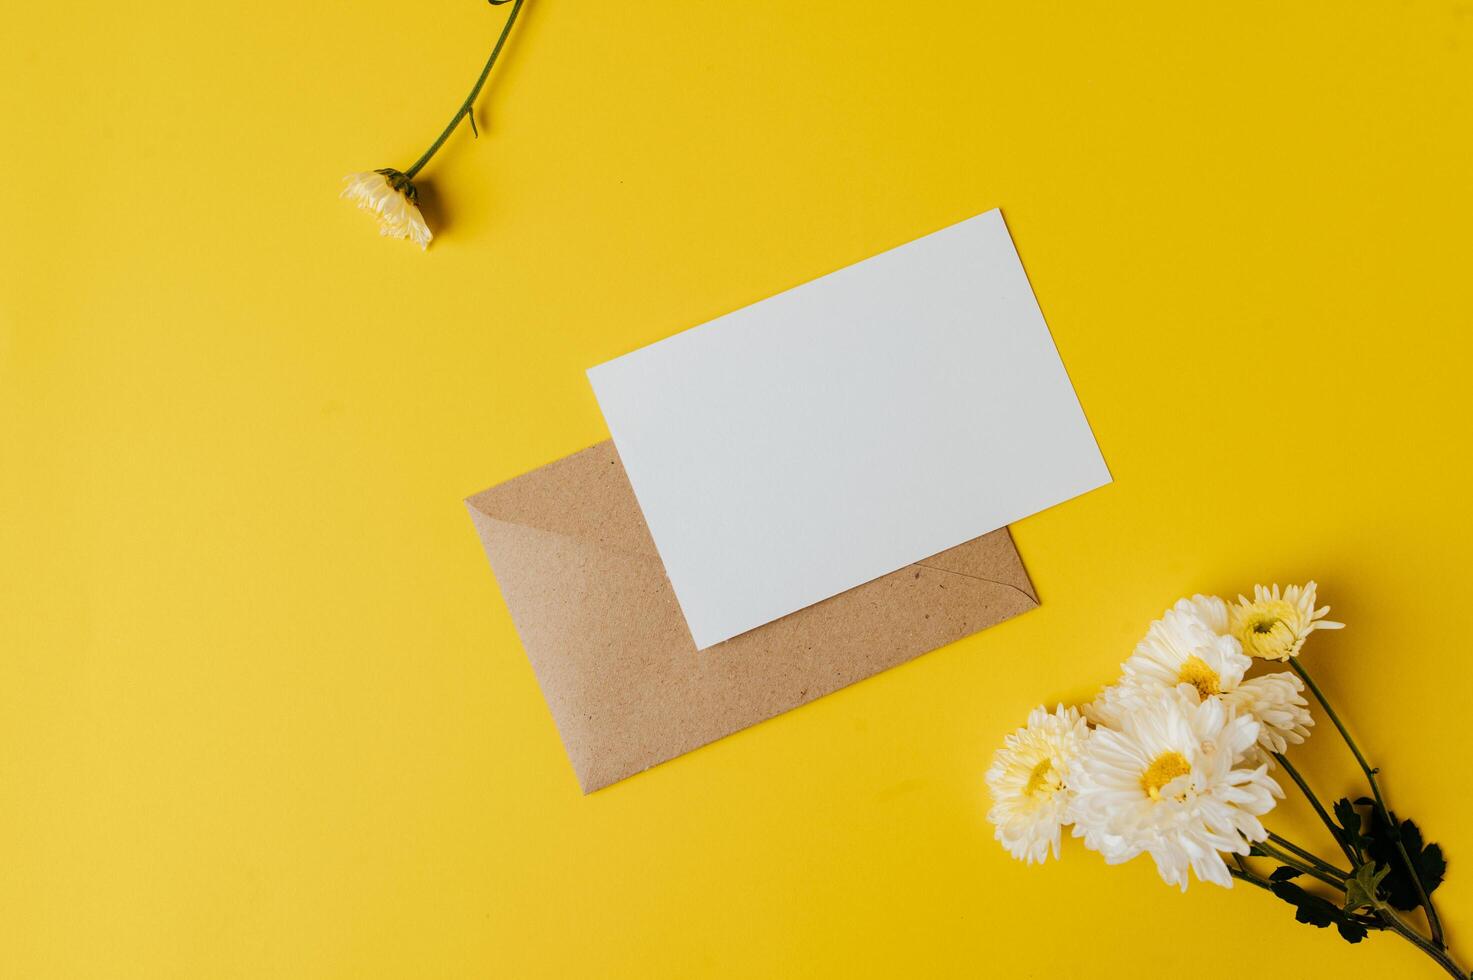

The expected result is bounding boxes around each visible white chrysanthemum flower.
[1124,603,1249,701]
[1223,672,1312,757]
[1175,593,1231,635]
[1090,598,1314,762]
[1072,690,1281,890]
[1230,581,1344,661]
[341,169,432,249]
[1081,680,1135,730]
[986,705,1090,864]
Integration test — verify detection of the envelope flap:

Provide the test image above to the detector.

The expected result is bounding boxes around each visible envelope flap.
[465,442,660,560]
[912,527,1038,604]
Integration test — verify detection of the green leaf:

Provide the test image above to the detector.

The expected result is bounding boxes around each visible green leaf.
[1358,804,1447,911]
[1270,880,1370,944]
[1332,797,1365,851]
[1343,863,1390,912]
[1271,880,1337,927]
[1269,866,1303,882]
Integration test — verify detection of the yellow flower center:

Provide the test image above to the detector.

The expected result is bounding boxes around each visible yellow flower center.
[1237,615,1294,660]
[1024,758,1060,800]
[1140,751,1192,800]
[1233,599,1302,661]
[1177,655,1221,698]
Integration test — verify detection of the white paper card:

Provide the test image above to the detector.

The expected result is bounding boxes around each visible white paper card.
[588,209,1110,649]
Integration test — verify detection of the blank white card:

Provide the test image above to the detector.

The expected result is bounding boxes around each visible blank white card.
[588,209,1110,649]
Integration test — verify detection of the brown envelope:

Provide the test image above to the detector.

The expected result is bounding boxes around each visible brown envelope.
[466,441,1039,793]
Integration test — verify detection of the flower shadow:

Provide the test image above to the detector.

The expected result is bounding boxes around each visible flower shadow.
[412,177,453,244]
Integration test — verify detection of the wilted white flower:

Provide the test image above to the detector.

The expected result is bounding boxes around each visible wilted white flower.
[341,169,432,250]
[1230,581,1343,661]
[986,704,1090,864]
[1071,689,1281,890]
[342,0,527,251]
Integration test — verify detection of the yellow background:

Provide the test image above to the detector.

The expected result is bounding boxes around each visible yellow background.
[4,1,1472,976]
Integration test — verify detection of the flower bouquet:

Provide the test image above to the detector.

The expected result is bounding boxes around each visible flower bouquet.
[988,584,1463,977]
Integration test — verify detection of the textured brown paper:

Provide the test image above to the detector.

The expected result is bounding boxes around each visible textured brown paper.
[467,441,1039,793]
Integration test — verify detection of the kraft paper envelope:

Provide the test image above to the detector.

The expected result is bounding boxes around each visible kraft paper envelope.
[466,440,1038,793]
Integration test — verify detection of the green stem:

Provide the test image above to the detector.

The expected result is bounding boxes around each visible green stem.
[1265,831,1347,879]
[1234,857,1377,928]
[1229,865,1274,893]
[1234,862,1462,977]
[1376,907,1467,980]
[1272,751,1361,866]
[404,0,527,180]
[1253,840,1345,890]
[1291,659,1445,948]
